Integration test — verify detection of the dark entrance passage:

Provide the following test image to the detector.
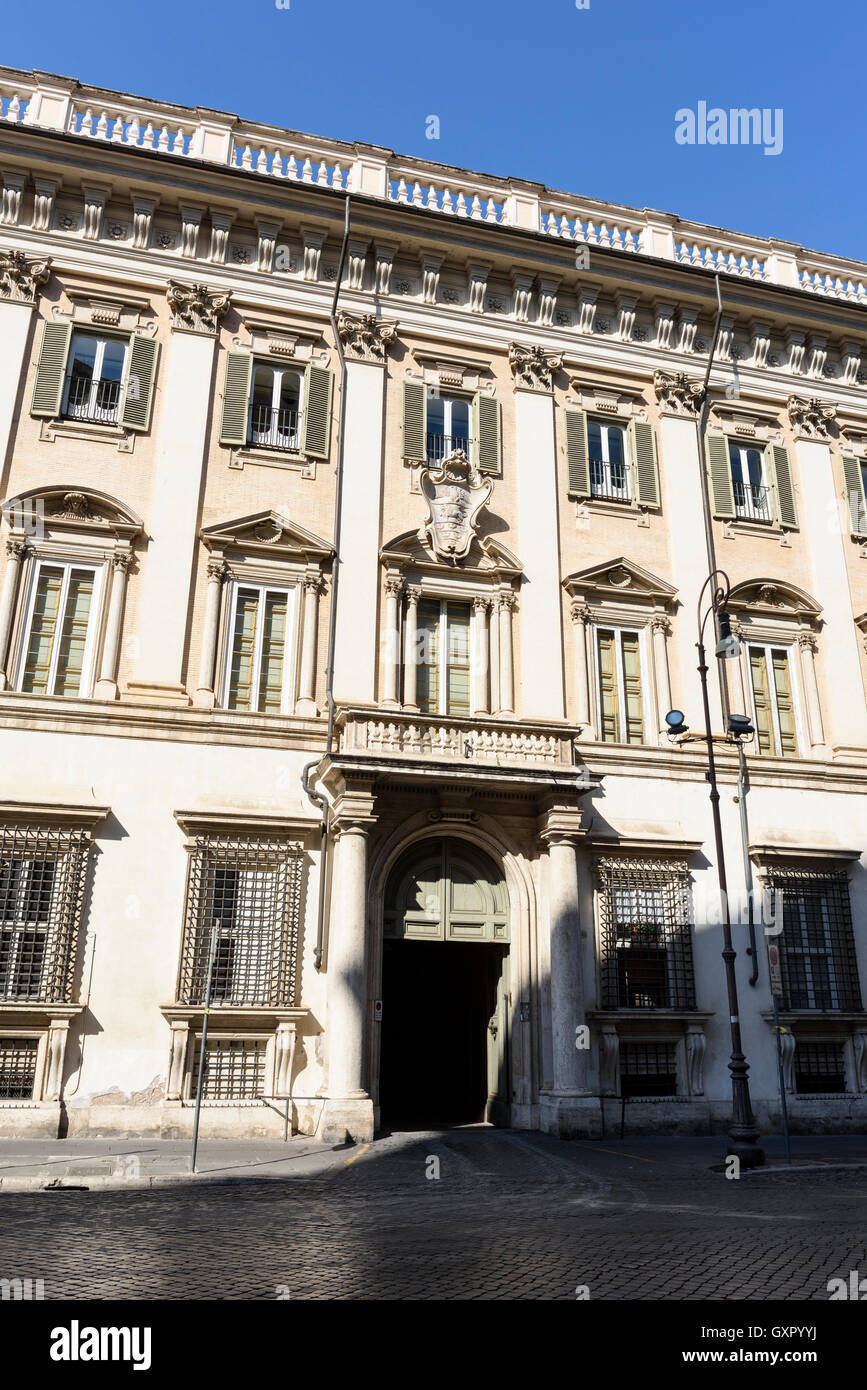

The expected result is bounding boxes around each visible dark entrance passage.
[379,939,507,1127]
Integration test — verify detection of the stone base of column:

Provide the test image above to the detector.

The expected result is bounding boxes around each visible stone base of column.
[318,1095,374,1145]
[539,1091,602,1140]
[93,678,120,700]
[192,687,216,709]
[125,680,191,706]
[294,697,318,717]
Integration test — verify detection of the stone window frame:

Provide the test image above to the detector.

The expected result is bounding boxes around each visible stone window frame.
[725,580,826,760]
[564,376,659,526]
[588,843,712,1103]
[707,402,795,544]
[752,846,867,1100]
[0,486,143,702]
[563,561,677,746]
[161,810,314,1108]
[0,801,108,1112]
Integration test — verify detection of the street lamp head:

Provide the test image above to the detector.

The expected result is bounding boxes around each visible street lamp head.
[665,709,688,737]
[726,712,754,740]
[715,609,741,659]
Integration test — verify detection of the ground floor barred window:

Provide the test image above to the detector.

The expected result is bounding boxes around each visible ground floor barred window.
[193,1038,267,1100]
[619,1041,678,1097]
[768,870,861,1012]
[0,1037,39,1099]
[597,858,696,1010]
[795,1040,847,1094]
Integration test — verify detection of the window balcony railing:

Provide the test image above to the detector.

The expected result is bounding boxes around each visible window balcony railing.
[63,375,121,425]
[590,461,631,503]
[426,432,473,464]
[336,707,576,767]
[733,480,772,522]
[248,405,300,452]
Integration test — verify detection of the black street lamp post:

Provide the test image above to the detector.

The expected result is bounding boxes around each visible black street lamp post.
[693,569,765,1169]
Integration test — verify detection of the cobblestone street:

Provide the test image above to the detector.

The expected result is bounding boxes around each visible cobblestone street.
[2,1129,866,1301]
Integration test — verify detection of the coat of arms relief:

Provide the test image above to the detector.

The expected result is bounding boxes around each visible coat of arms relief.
[417,449,493,564]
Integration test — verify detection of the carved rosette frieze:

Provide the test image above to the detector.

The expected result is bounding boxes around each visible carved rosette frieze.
[166,280,232,334]
[508,341,563,392]
[336,310,398,362]
[787,395,837,440]
[0,249,51,303]
[653,369,704,417]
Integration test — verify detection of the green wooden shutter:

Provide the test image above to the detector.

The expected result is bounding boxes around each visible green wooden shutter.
[219,352,253,446]
[621,633,644,744]
[473,393,502,475]
[771,650,797,758]
[30,321,72,418]
[749,649,774,755]
[707,433,735,518]
[445,602,471,716]
[766,443,798,530]
[841,454,867,536]
[301,364,333,458]
[597,629,619,742]
[119,334,159,432]
[402,380,426,460]
[565,409,590,497]
[416,599,440,714]
[629,419,659,507]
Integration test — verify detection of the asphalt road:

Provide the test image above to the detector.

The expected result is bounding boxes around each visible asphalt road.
[2,1128,866,1302]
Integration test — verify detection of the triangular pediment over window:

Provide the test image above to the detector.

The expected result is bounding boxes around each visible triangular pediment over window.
[380,528,523,578]
[728,578,821,621]
[563,557,677,605]
[201,510,334,563]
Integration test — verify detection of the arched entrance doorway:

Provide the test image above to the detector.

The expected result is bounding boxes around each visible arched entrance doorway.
[379,838,510,1128]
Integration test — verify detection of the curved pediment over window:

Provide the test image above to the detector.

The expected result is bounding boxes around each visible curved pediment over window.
[380,527,523,579]
[728,578,822,622]
[3,485,143,540]
[201,510,334,564]
[563,557,677,607]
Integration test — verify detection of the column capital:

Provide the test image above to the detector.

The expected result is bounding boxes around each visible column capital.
[570,598,591,627]
[508,341,563,392]
[166,279,232,334]
[206,557,227,582]
[537,797,586,845]
[405,584,422,607]
[336,310,398,363]
[6,535,26,561]
[650,613,672,637]
[0,248,51,304]
[473,594,492,613]
[797,630,818,653]
[385,574,404,598]
[787,394,837,440]
[112,550,133,574]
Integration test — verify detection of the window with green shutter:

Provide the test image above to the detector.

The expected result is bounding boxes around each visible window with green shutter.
[473,393,502,475]
[564,409,591,497]
[219,352,253,446]
[596,627,644,744]
[841,454,867,537]
[765,443,798,530]
[224,583,295,714]
[628,419,660,508]
[402,381,427,461]
[30,321,72,418]
[706,433,735,518]
[413,598,473,717]
[301,364,333,459]
[18,561,99,698]
[748,645,798,758]
[119,334,159,432]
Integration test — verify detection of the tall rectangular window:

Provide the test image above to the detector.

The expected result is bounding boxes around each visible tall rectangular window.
[19,562,98,698]
[415,599,472,717]
[598,858,696,1011]
[62,332,127,425]
[769,870,861,1012]
[248,363,302,451]
[225,584,294,714]
[177,835,304,1009]
[588,419,629,501]
[596,628,643,744]
[729,443,771,522]
[0,1038,39,1100]
[426,392,471,464]
[0,825,91,1005]
[749,645,797,757]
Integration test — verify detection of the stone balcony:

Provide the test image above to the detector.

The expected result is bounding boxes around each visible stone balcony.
[336,706,578,768]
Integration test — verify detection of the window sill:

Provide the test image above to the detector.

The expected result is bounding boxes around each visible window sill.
[38,416,135,454]
[228,444,316,476]
[573,496,656,525]
[722,516,791,544]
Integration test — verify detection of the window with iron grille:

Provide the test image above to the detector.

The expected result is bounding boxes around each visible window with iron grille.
[598,858,696,1010]
[177,835,303,1008]
[768,870,861,1012]
[620,1041,677,1097]
[0,826,90,1003]
[795,1041,847,1094]
[193,1038,267,1100]
[0,1037,39,1099]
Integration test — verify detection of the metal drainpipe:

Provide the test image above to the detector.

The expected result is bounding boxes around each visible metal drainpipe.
[301,193,352,971]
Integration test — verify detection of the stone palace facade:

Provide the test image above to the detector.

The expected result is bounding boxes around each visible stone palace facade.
[0,67,865,1143]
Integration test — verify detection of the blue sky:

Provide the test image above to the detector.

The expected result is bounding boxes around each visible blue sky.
[5,0,864,262]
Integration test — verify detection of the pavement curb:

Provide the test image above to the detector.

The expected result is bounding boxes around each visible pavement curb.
[0,1173,305,1191]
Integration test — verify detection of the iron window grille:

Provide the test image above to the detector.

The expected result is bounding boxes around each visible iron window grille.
[794,1040,847,1094]
[0,1037,39,1099]
[620,1041,678,1097]
[768,870,861,1012]
[192,1038,267,1100]
[598,858,696,1010]
[0,825,91,1003]
[177,835,304,1008]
